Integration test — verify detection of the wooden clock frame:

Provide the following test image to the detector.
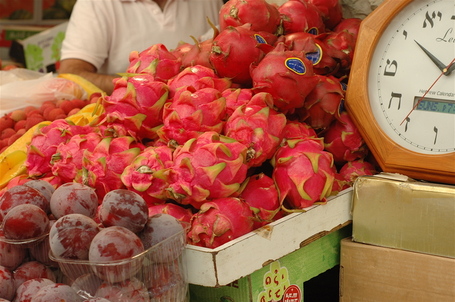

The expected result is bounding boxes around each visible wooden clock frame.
[345,0,455,185]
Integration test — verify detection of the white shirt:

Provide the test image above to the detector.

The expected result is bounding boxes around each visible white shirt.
[60,0,223,75]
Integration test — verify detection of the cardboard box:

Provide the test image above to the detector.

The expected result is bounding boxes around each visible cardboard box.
[351,174,455,258]
[18,21,68,72]
[184,188,353,287]
[190,225,352,302]
[340,238,455,302]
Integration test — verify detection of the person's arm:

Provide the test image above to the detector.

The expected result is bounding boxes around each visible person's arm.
[58,58,117,95]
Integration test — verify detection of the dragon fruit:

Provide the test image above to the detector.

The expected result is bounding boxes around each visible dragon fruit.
[219,0,282,34]
[281,120,317,141]
[157,87,227,145]
[306,0,343,30]
[339,159,377,186]
[271,137,335,209]
[278,0,326,35]
[126,43,182,82]
[166,131,249,209]
[209,23,274,86]
[180,37,215,70]
[282,31,340,75]
[99,75,169,140]
[238,173,282,228]
[330,168,349,196]
[25,119,92,178]
[166,65,232,98]
[298,74,344,131]
[222,88,254,116]
[187,197,255,248]
[318,30,357,77]
[51,131,103,184]
[223,92,287,167]
[121,145,175,206]
[333,18,362,41]
[250,42,319,114]
[75,136,143,201]
[147,203,193,223]
[323,110,368,164]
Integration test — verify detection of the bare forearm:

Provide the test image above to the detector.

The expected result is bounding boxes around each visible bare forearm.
[58,59,118,95]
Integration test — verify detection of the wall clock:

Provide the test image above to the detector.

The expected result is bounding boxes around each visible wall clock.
[345,0,455,184]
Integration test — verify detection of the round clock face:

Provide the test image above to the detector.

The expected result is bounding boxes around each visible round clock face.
[368,0,455,154]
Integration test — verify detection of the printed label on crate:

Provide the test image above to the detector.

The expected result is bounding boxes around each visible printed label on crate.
[257,261,302,302]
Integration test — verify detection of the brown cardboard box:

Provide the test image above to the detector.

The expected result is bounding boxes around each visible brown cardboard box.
[340,238,455,302]
[352,174,455,258]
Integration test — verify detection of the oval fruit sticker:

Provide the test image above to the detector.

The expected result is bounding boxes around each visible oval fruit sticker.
[285,58,307,75]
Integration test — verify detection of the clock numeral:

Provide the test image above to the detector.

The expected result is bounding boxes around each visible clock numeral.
[434,126,438,144]
[423,10,442,28]
[388,92,402,110]
[384,59,398,76]
[404,117,410,132]
[402,30,408,40]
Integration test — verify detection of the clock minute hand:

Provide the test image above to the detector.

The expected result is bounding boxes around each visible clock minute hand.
[414,40,447,74]
[444,60,455,76]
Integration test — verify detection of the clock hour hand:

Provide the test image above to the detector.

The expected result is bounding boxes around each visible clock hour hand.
[414,40,447,74]
[444,60,455,76]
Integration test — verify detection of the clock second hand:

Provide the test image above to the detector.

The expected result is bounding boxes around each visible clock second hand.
[400,57,455,126]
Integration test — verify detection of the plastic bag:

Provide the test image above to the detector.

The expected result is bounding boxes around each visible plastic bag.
[0,69,86,115]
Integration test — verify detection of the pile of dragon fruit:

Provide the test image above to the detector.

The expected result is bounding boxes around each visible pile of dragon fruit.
[3,0,378,249]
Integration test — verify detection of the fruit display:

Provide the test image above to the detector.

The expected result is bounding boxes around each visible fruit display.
[0,0,381,300]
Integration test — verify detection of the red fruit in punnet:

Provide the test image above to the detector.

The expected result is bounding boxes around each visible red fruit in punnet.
[30,283,81,302]
[13,260,56,289]
[29,220,57,267]
[238,173,282,228]
[0,185,49,222]
[1,204,49,240]
[278,0,325,35]
[23,179,55,203]
[88,226,145,282]
[209,23,275,86]
[145,261,186,300]
[187,197,255,248]
[219,0,281,34]
[49,213,100,260]
[99,189,148,233]
[306,0,343,30]
[250,42,319,114]
[49,182,98,219]
[94,278,150,302]
[0,238,27,271]
[0,265,14,300]
[14,278,56,302]
[127,43,182,82]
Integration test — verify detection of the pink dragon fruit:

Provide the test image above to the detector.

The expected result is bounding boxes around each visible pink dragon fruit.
[306,0,343,30]
[126,43,182,82]
[330,168,350,196]
[339,159,377,186]
[25,119,92,178]
[250,42,319,114]
[180,37,216,70]
[278,0,326,35]
[121,145,175,206]
[99,75,169,140]
[223,92,287,167]
[271,137,335,209]
[323,110,368,164]
[219,0,282,34]
[166,65,232,98]
[157,87,227,145]
[282,31,340,75]
[281,120,317,141]
[222,88,254,116]
[298,74,344,131]
[166,131,249,209]
[147,203,193,223]
[209,23,275,86]
[51,131,103,184]
[187,197,255,248]
[318,30,357,77]
[333,18,362,41]
[238,173,282,228]
[75,136,143,201]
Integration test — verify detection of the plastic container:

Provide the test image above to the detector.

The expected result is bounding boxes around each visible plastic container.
[49,227,189,302]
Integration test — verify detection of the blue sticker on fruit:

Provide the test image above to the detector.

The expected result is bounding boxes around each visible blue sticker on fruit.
[308,27,319,35]
[285,58,306,75]
[254,34,267,44]
[305,44,323,65]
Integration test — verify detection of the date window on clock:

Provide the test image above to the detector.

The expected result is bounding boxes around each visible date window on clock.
[414,96,455,114]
